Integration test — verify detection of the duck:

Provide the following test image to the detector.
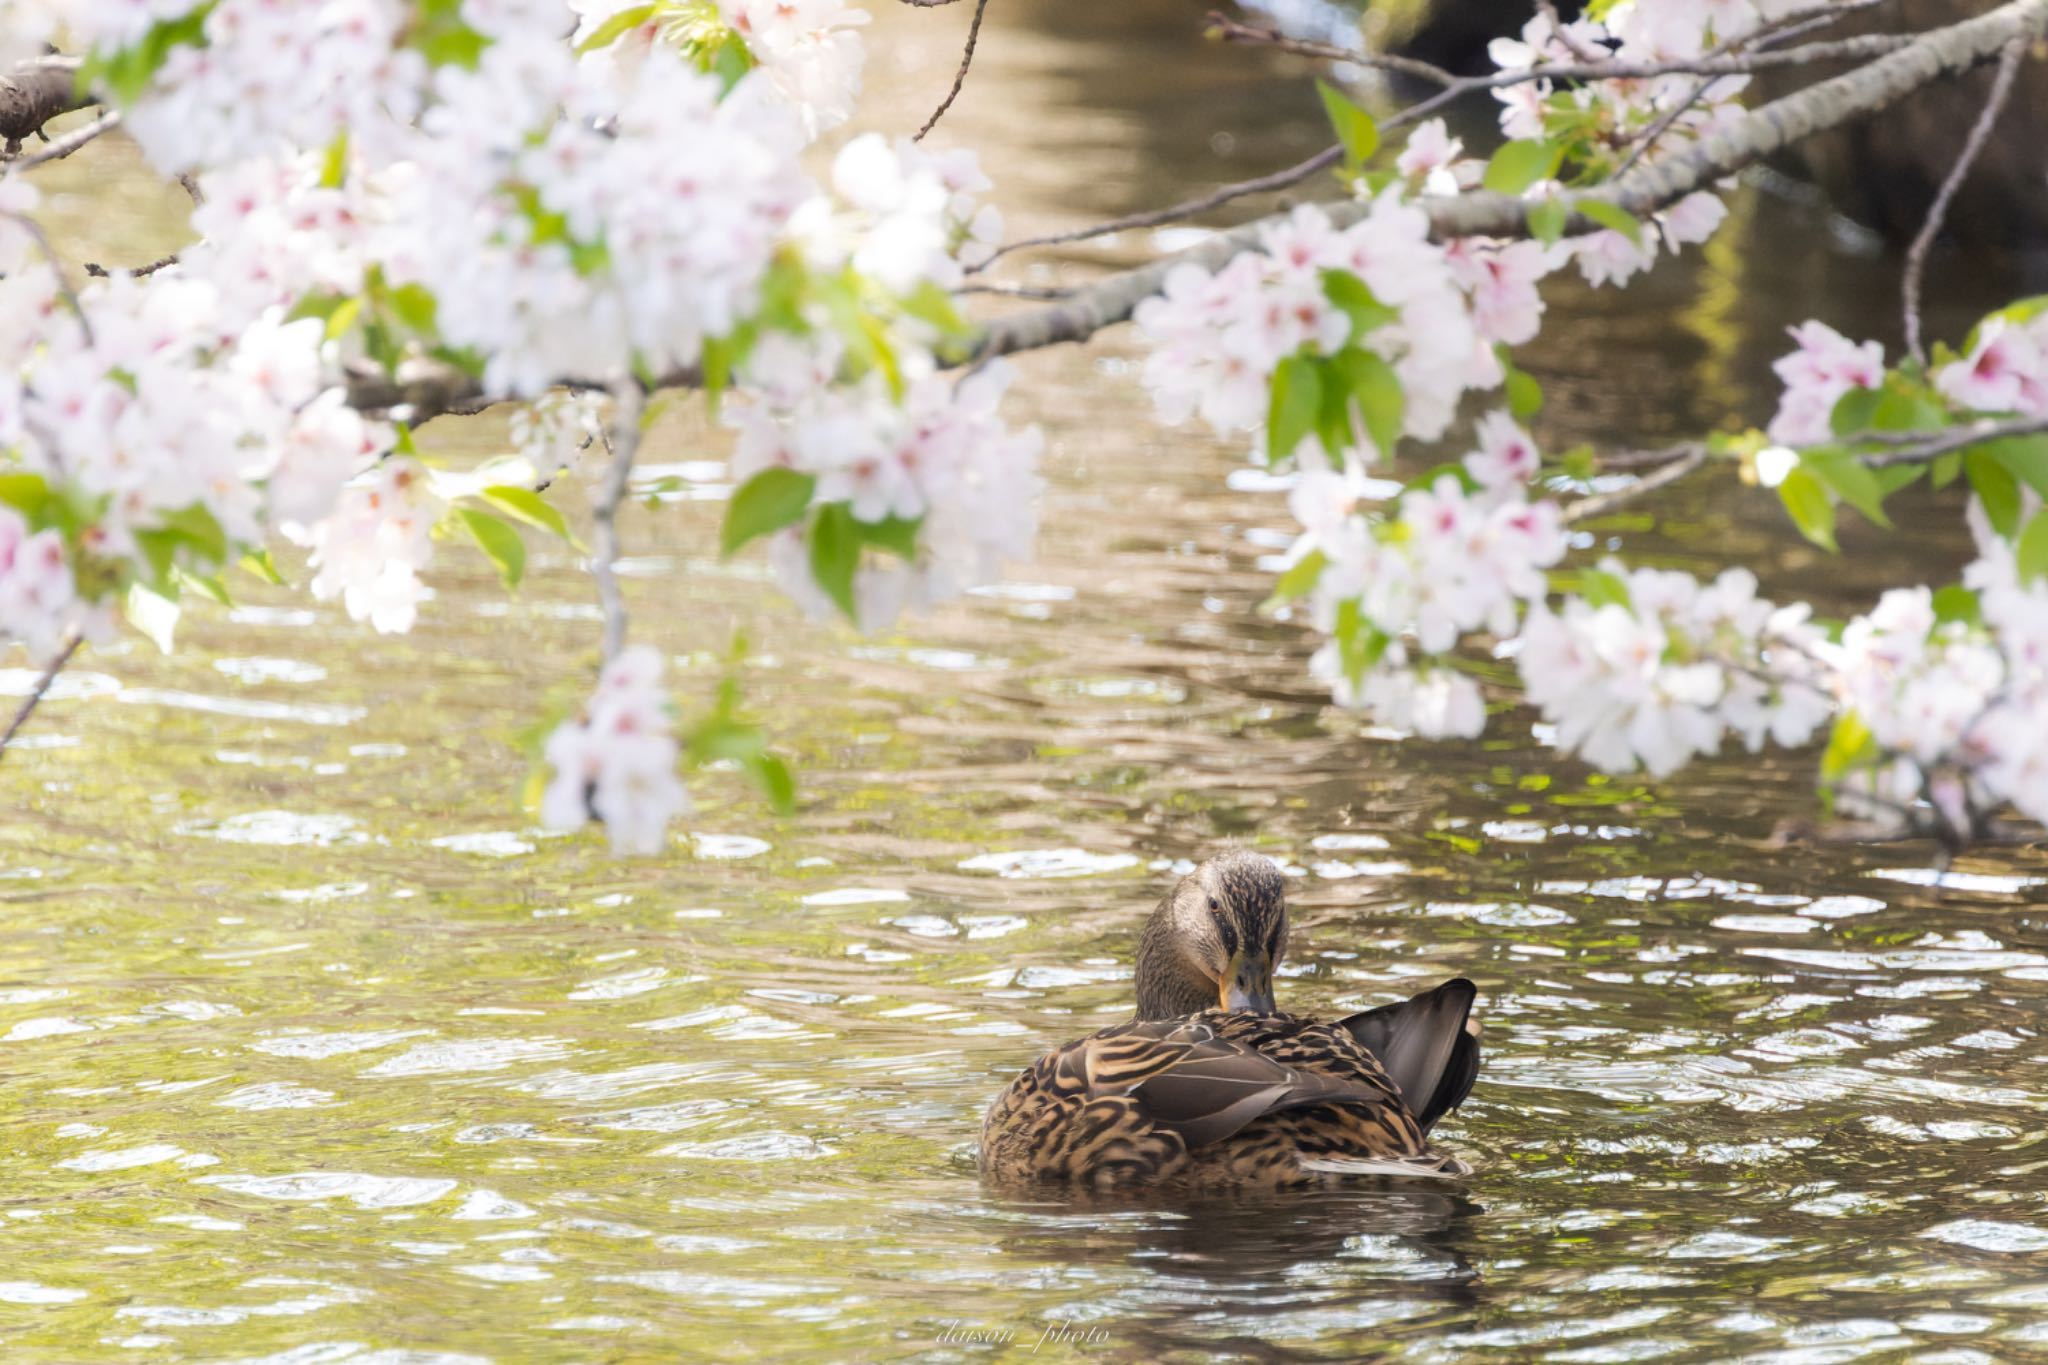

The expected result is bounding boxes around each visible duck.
[979,849,1480,1189]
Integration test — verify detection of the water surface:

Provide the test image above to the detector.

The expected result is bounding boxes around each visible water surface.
[6,3,2048,1361]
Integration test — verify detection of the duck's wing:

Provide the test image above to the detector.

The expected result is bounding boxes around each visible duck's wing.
[1336,978,1481,1133]
[1115,1019,1399,1149]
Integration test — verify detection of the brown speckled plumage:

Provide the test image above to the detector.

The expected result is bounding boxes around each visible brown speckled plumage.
[979,851,1479,1189]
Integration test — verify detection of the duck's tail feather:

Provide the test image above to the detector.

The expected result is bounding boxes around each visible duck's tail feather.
[1337,978,1481,1133]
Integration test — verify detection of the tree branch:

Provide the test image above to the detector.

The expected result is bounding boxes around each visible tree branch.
[591,382,645,663]
[309,0,2046,431]
[1561,443,1710,523]
[4,109,120,170]
[1204,13,1458,86]
[0,57,93,155]
[1901,34,2028,365]
[914,0,990,141]
[1857,414,2048,468]
[967,0,2048,363]
[0,630,82,762]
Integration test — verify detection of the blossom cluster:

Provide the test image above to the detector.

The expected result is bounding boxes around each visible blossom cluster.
[0,0,1052,854]
[540,645,690,855]
[1519,560,1832,777]
[1814,492,2048,833]
[1483,4,1756,290]
[0,182,391,653]
[1136,197,1489,449]
[729,352,1043,631]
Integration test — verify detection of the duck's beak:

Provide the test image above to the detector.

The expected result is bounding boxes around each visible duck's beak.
[1219,948,1276,1013]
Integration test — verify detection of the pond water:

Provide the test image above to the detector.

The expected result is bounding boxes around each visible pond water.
[8,3,2048,1362]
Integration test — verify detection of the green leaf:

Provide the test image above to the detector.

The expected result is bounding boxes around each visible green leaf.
[859,514,921,561]
[1326,347,1404,459]
[1819,710,1877,782]
[238,550,285,585]
[721,468,816,559]
[2020,509,2048,585]
[162,502,228,564]
[1966,447,2022,538]
[0,471,51,520]
[457,507,526,590]
[1828,385,1881,439]
[413,14,488,67]
[1333,599,1388,687]
[319,129,349,189]
[1577,199,1642,247]
[124,582,180,654]
[324,294,364,342]
[744,753,797,815]
[1579,567,1632,610]
[1320,270,1397,344]
[387,282,438,336]
[1482,139,1561,196]
[1405,462,1480,496]
[1984,433,2048,498]
[575,2,657,52]
[1505,365,1543,421]
[703,30,756,93]
[133,528,178,585]
[1265,549,1328,608]
[1804,452,1891,530]
[898,280,970,338]
[701,333,739,409]
[1778,466,1837,551]
[174,567,232,606]
[1931,583,1981,626]
[807,502,862,621]
[1964,294,2048,354]
[83,6,213,105]
[481,485,582,549]
[1931,452,1962,489]
[1316,80,1380,169]
[1527,195,1568,246]
[1267,354,1323,464]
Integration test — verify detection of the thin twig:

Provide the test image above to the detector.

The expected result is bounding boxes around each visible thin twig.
[1593,440,1703,471]
[964,0,2046,364]
[83,253,180,278]
[0,630,82,762]
[0,209,91,347]
[1561,443,1709,522]
[972,144,1342,272]
[975,22,1920,274]
[1205,13,1458,86]
[1902,35,2026,365]
[3,109,120,170]
[591,381,645,663]
[1616,0,1904,172]
[1536,0,1606,65]
[952,280,1073,299]
[1857,414,2048,468]
[914,0,990,141]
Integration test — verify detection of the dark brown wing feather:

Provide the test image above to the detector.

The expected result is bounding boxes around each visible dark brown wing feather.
[980,1009,1465,1189]
[1337,978,1481,1132]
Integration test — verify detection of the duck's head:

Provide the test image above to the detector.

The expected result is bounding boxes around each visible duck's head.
[1134,850,1289,1020]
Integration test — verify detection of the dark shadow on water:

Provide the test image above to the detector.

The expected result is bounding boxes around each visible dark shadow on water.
[982,1182,1487,1359]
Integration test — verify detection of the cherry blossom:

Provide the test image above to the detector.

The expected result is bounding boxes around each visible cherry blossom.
[540,645,690,855]
[1766,321,1885,445]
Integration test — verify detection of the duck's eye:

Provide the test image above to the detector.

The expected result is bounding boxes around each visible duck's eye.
[1207,897,1220,911]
